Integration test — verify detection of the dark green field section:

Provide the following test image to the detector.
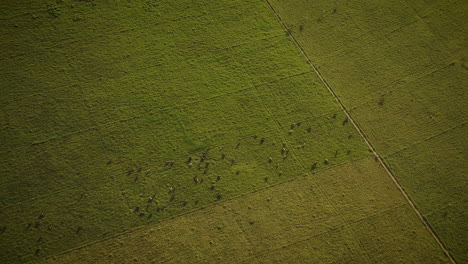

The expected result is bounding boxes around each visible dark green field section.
[268,0,467,262]
[0,0,374,263]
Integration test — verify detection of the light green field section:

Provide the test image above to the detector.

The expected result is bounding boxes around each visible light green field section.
[42,157,450,264]
[268,0,467,261]
[0,0,373,263]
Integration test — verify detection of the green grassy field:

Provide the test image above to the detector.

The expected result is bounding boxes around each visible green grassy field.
[0,0,367,262]
[268,0,467,262]
[0,0,462,263]
[43,158,449,264]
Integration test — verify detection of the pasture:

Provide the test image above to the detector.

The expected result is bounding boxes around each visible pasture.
[43,158,449,264]
[0,0,461,263]
[268,0,467,262]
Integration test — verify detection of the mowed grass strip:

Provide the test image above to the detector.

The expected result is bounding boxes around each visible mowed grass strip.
[41,157,450,264]
[0,0,372,262]
[268,0,467,261]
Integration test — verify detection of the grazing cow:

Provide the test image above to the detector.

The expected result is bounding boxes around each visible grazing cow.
[311,162,317,171]
[342,117,349,125]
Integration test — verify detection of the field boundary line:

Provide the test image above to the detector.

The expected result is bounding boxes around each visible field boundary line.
[346,61,456,112]
[240,203,407,264]
[0,107,340,212]
[262,1,457,263]
[385,121,467,158]
[37,156,370,263]
[1,34,305,107]
[403,0,457,60]
[208,14,372,262]
[1,69,311,148]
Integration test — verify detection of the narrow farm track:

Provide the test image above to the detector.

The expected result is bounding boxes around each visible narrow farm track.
[262,0,457,263]
[224,20,380,260]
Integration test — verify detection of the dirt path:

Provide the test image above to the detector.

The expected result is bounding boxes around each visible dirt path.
[262,0,457,263]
